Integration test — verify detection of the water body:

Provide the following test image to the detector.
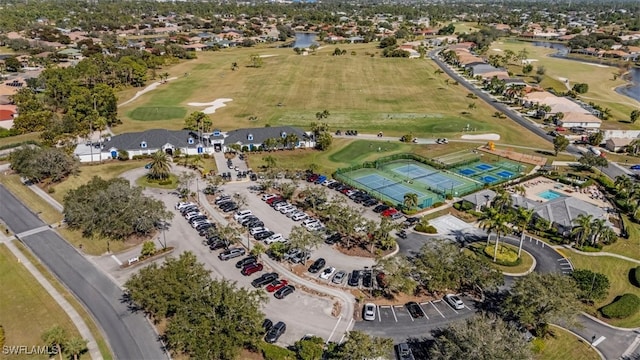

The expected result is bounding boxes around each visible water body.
[530,41,640,102]
[293,32,318,48]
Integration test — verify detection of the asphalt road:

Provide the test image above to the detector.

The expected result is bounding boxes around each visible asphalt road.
[428,50,630,181]
[0,185,167,360]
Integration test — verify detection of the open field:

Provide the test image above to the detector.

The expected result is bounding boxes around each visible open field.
[0,244,83,360]
[12,241,113,360]
[117,43,551,149]
[535,325,600,360]
[603,215,640,260]
[489,40,640,128]
[558,249,640,328]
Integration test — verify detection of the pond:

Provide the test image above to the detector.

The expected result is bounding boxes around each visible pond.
[530,41,640,102]
[293,32,318,49]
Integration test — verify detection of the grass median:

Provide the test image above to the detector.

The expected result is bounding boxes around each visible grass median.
[534,325,600,360]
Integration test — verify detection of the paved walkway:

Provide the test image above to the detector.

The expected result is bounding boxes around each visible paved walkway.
[26,182,64,212]
[554,244,640,265]
[0,232,102,360]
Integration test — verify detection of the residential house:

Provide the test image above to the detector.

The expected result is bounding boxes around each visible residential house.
[223,126,314,152]
[556,111,602,129]
[605,137,634,152]
[459,189,497,211]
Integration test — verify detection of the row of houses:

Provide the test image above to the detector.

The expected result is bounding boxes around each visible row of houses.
[73,126,315,163]
[521,91,603,130]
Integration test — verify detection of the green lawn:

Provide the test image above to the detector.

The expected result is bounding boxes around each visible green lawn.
[0,244,84,360]
[602,215,640,261]
[489,39,640,128]
[535,325,599,360]
[558,249,640,328]
[135,173,179,189]
[50,160,148,203]
[467,242,535,274]
[116,43,552,150]
[0,132,41,149]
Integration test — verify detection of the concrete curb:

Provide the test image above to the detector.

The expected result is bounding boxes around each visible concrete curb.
[382,242,400,259]
[549,323,606,360]
[579,312,640,332]
[501,249,537,277]
[558,245,640,265]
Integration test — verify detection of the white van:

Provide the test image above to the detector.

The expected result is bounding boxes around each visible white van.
[233,210,252,221]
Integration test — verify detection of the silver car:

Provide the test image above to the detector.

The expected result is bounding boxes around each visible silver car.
[332,270,346,284]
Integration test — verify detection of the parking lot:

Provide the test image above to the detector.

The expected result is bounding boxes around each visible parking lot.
[354,296,478,343]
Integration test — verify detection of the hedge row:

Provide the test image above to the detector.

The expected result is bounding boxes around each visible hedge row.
[600,293,640,319]
[633,266,640,288]
[259,343,295,360]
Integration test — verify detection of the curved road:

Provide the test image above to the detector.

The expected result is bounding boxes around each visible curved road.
[0,185,167,360]
[428,49,630,180]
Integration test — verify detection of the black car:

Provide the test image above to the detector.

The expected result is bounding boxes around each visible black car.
[179,206,198,215]
[245,220,264,229]
[195,223,214,232]
[363,198,378,207]
[209,239,229,250]
[328,181,341,189]
[262,319,273,332]
[325,233,341,245]
[406,302,424,318]
[265,321,286,343]
[218,201,236,210]
[239,216,259,226]
[308,258,326,273]
[215,196,231,205]
[372,204,390,213]
[235,255,257,269]
[274,285,295,299]
[222,204,239,212]
[254,231,274,240]
[348,270,361,287]
[362,270,373,288]
[403,217,420,228]
[251,272,279,288]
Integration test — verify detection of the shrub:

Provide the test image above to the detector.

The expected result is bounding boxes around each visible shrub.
[484,244,522,266]
[600,293,640,319]
[432,201,444,208]
[158,179,173,185]
[415,224,437,234]
[633,266,640,288]
[259,343,295,360]
[402,208,418,215]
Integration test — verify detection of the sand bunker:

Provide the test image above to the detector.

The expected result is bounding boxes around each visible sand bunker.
[521,59,539,64]
[461,133,501,141]
[492,48,503,52]
[259,54,277,58]
[188,98,233,114]
[119,77,177,106]
[580,62,609,68]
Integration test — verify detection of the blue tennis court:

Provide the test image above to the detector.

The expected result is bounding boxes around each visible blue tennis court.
[478,175,499,184]
[414,172,465,190]
[496,170,514,179]
[458,168,476,176]
[355,173,434,205]
[475,163,493,171]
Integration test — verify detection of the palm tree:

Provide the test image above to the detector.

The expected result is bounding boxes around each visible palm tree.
[480,208,499,247]
[189,155,203,174]
[147,151,171,180]
[513,185,526,197]
[65,337,87,360]
[590,219,607,246]
[403,193,418,210]
[571,214,593,248]
[491,213,511,262]
[516,208,535,257]
[41,326,67,360]
[615,175,633,199]
[262,155,276,169]
[492,189,512,211]
[599,228,617,246]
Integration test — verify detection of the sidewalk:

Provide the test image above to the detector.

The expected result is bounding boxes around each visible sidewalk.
[554,244,640,265]
[26,182,63,212]
[0,233,102,359]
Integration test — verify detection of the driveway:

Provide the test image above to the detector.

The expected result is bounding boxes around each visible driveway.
[0,185,167,360]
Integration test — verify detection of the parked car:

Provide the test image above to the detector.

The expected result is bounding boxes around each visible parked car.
[363,303,376,321]
[251,272,279,288]
[274,285,295,299]
[266,196,283,205]
[266,279,289,293]
[381,208,398,217]
[235,256,257,269]
[241,262,264,276]
[254,231,275,240]
[262,319,273,332]
[265,321,286,343]
[324,232,342,245]
[405,302,424,318]
[390,212,404,220]
[250,227,269,236]
[396,343,416,360]
[291,212,308,221]
[363,198,378,207]
[262,194,278,201]
[348,270,361,287]
[373,204,390,213]
[403,217,420,228]
[290,251,310,264]
[332,270,347,284]
[264,233,286,245]
[362,270,373,288]
[233,210,253,221]
[279,206,296,215]
[308,258,326,273]
[444,294,465,310]
[218,247,246,261]
[319,267,336,280]
[175,202,196,210]
[209,239,230,251]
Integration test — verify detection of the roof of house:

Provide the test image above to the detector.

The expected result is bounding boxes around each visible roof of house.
[606,137,634,147]
[224,126,308,145]
[461,189,496,206]
[511,194,607,228]
[102,129,211,150]
[0,110,14,121]
[559,111,602,124]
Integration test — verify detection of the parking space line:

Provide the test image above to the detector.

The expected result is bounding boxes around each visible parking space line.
[110,255,123,266]
[443,302,459,314]
[464,305,472,311]
[326,315,342,344]
[430,302,445,318]
[390,306,398,322]
[418,303,429,319]
[377,305,381,322]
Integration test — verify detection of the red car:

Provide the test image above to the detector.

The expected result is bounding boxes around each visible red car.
[241,263,264,276]
[266,196,283,205]
[381,208,398,217]
[266,279,289,293]
[307,174,319,182]
[340,187,352,194]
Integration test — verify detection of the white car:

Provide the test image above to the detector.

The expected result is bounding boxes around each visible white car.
[274,202,289,211]
[286,210,301,218]
[302,218,319,227]
[306,222,325,231]
[250,227,269,235]
[322,179,336,187]
[363,303,376,321]
[444,294,465,310]
[233,210,252,221]
[319,267,335,280]
[175,202,196,210]
[262,194,278,201]
[280,206,296,215]
[265,233,286,245]
[292,212,308,221]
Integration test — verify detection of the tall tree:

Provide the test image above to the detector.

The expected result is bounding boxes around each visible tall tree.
[184,111,212,132]
[376,256,417,296]
[429,315,533,360]
[64,337,88,360]
[504,273,580,337]
[403,192,418,210]
[41,325,67,360]
[516,208,535,257]
[331,331,393,360]
[553,135,570,156]
[571,269,610,304]
[571,214,593,248]
[148,150,171,180]
[288,225,323,252]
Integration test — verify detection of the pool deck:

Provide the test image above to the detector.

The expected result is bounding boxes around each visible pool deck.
[509,176,610,208]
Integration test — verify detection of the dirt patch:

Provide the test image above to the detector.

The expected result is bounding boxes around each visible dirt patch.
[333,242,395,258]
[332,301,341,317]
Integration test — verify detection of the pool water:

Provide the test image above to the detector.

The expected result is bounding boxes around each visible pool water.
[537,190,565,200]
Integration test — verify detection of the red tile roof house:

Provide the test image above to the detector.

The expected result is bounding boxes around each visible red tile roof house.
[0,106,16,129]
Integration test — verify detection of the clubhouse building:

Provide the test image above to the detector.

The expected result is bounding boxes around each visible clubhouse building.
[73,126,315,162]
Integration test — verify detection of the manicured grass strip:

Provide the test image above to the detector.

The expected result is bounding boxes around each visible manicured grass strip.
[0,244,83,360]
[466,242,535,275]
[0,132,40,149]
[558,249,640,328]
[128,106,186,121]
[603,215,640,261]
[0,174,63,224]
[12,241,113,360]
[534,325,600,360]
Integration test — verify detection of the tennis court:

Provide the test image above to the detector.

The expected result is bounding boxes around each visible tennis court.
[452,160,521,185]
[384,160,480,196]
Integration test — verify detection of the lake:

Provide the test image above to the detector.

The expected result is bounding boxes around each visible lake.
[293,32,318,48]
[530,41,640,102]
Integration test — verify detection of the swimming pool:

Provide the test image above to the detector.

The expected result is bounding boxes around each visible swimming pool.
[537,190,565,200]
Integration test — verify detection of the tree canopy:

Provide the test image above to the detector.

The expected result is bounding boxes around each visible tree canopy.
[63,176,173,239]
[10,146,78,183]
[328,331,392,360]
[125,252,266,359]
